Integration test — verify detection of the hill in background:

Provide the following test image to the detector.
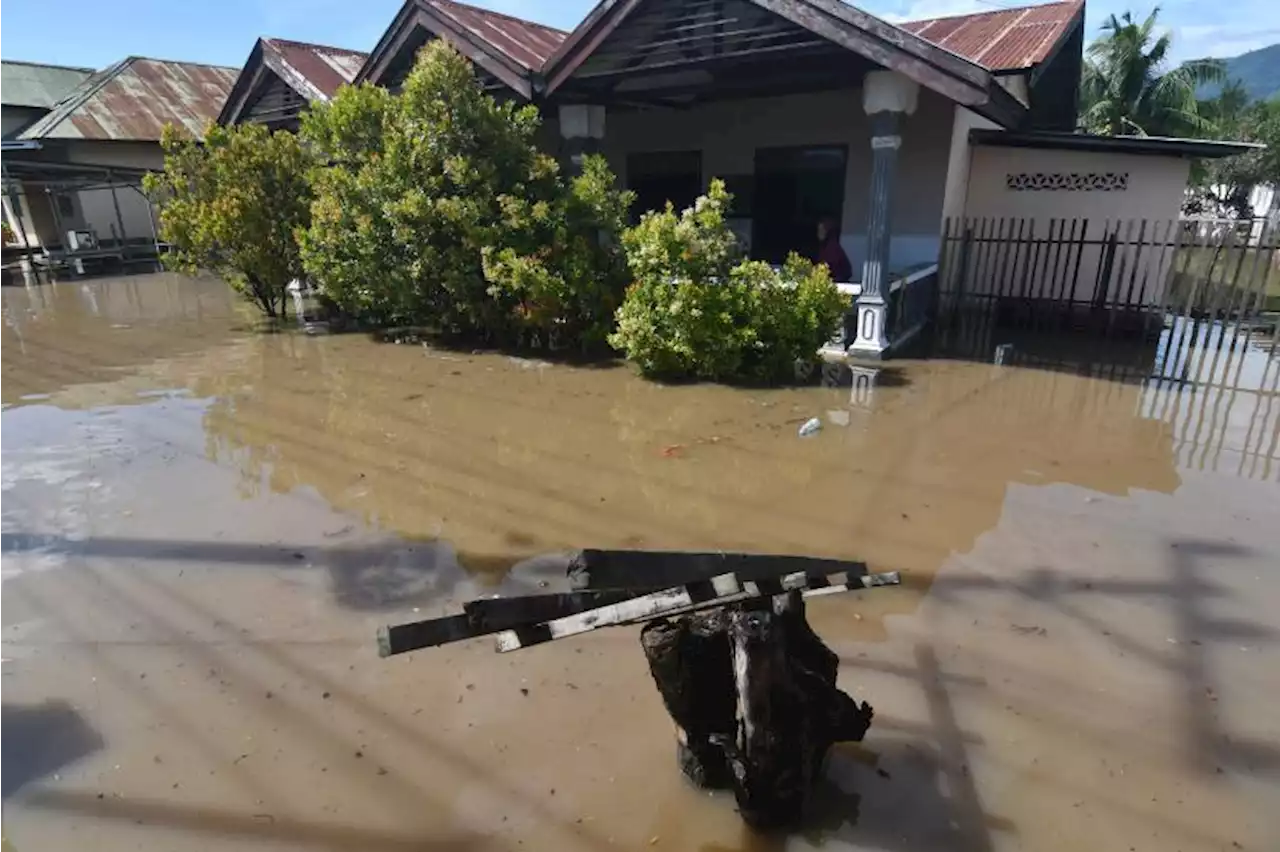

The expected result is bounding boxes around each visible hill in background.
[1205,43,1280,101]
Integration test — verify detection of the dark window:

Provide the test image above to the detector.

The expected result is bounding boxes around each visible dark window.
[627,151,702,220]
[752,146,847,264]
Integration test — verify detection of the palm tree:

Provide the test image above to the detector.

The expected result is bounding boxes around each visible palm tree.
[1079,8,1225,137]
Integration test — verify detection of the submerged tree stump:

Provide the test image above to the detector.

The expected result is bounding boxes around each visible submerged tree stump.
[640,591,874,829]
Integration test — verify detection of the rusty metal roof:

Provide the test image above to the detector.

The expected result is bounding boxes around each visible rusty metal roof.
[19,57,238,141]
[427,0,567,72]
[262,38,368,100]
[1,60,94,109]
[900,0,1083,72]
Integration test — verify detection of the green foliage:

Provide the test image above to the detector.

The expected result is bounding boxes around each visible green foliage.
[747,254,845,383]
[482,154,635,350]
[610,180,845,383]
[1190,95,1280,216]
[143,122,311,318]
[298,41,631,349]
[1079,9,1224,137]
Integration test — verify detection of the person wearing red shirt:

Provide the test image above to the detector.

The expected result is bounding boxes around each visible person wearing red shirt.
[815,217,853,283]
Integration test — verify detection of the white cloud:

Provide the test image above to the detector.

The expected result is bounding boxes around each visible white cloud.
[1174,24,1280,60]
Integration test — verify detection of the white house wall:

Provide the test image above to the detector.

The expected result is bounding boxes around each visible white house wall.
[959,145,1192,306]
[601,87,957,272]
[939,107,998,225]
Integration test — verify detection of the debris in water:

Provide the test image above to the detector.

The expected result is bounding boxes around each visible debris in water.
[660,444,686,458]
[798,417,822,437]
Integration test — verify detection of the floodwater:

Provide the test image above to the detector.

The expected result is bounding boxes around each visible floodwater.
[2,272,1278,852]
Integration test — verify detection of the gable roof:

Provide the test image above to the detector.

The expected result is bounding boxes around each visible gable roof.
[427,0,566,72]
[19,57,238,141]
[353,0,1077,119]
[542,0,1026,124]
[263,39,368,99]
[219,38,368,125]
[1,60,95,109]
[898,0,1084,73]
[356,0,567,96]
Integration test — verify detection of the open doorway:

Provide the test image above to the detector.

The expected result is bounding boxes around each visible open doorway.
[627,151,702,221]
[752,146,847,265]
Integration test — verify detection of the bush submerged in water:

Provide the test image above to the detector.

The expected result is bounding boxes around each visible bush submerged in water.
[299,40,632,351]
[610,180,845,383]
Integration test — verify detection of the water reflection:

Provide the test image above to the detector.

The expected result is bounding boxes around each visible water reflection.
[2,273,239,407]
[4,274,1277,852]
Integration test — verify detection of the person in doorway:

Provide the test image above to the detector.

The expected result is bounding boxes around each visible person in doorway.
[815,217,853,283]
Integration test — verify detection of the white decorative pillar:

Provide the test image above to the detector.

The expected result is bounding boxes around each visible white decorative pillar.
[849,71,918,360]
[558,104,606,177]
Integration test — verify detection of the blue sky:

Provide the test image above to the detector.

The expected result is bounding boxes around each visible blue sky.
[2,0,1277,72]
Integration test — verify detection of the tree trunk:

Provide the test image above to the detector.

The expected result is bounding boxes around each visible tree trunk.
[640,592,874,829]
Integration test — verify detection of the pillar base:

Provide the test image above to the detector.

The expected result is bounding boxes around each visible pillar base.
[846,296,889,360]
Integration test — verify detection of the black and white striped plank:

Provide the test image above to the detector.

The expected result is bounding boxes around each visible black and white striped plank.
[493,570,900,653]
[617,570,901,625]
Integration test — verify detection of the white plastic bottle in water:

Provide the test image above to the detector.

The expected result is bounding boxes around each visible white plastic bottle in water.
[798,417,822,437]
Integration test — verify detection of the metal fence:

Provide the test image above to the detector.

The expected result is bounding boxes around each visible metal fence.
[934,216,1280,350]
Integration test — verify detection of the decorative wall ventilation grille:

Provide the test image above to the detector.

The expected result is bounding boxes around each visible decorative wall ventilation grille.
[1006,172,1129,192]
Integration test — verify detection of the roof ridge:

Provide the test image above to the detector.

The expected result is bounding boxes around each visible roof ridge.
[1,58,96,72]
[121,55,241,72]
[264,37,369,56]
[430,0,568,36]
[903,0,1078,24]
[17,57,132,140]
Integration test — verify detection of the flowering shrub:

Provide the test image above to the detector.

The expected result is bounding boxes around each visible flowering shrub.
[610,180,845,383]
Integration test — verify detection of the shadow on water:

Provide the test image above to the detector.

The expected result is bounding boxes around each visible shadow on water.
[2,701,104,799]
[21,790,487,851]
[0,532,569,612]
[4,274,1279,851]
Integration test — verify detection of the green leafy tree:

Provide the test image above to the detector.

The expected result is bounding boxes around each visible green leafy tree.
[1191,95,1280,217]
[1080,8,1224,137]
[610,180,844,383]
[482,154,635,351]
[299,40,631,349]
[144,122,311,318]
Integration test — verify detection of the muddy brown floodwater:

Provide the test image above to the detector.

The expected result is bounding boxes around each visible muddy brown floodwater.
[2,272,1278,852]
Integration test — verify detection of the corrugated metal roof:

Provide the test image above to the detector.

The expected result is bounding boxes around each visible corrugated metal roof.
[900,0,1082,72]
[427,0,567,72]
[1,60,94,109]
[263,38,367,100]
[18,57,238,141]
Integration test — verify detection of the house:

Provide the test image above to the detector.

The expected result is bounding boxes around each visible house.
[2,60,94,139]
[219,39,368,129]
[1,56,236,270]
[2,60,93,255]
[276,0,1250,356]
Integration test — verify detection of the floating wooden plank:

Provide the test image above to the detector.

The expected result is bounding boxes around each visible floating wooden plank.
[377,614,473,658]
[494,570,901,653]
[566,549,869,591]
[376,589,647,658]
[619,570,900,625]
[495,570,814,652]
[463,589,644,630]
